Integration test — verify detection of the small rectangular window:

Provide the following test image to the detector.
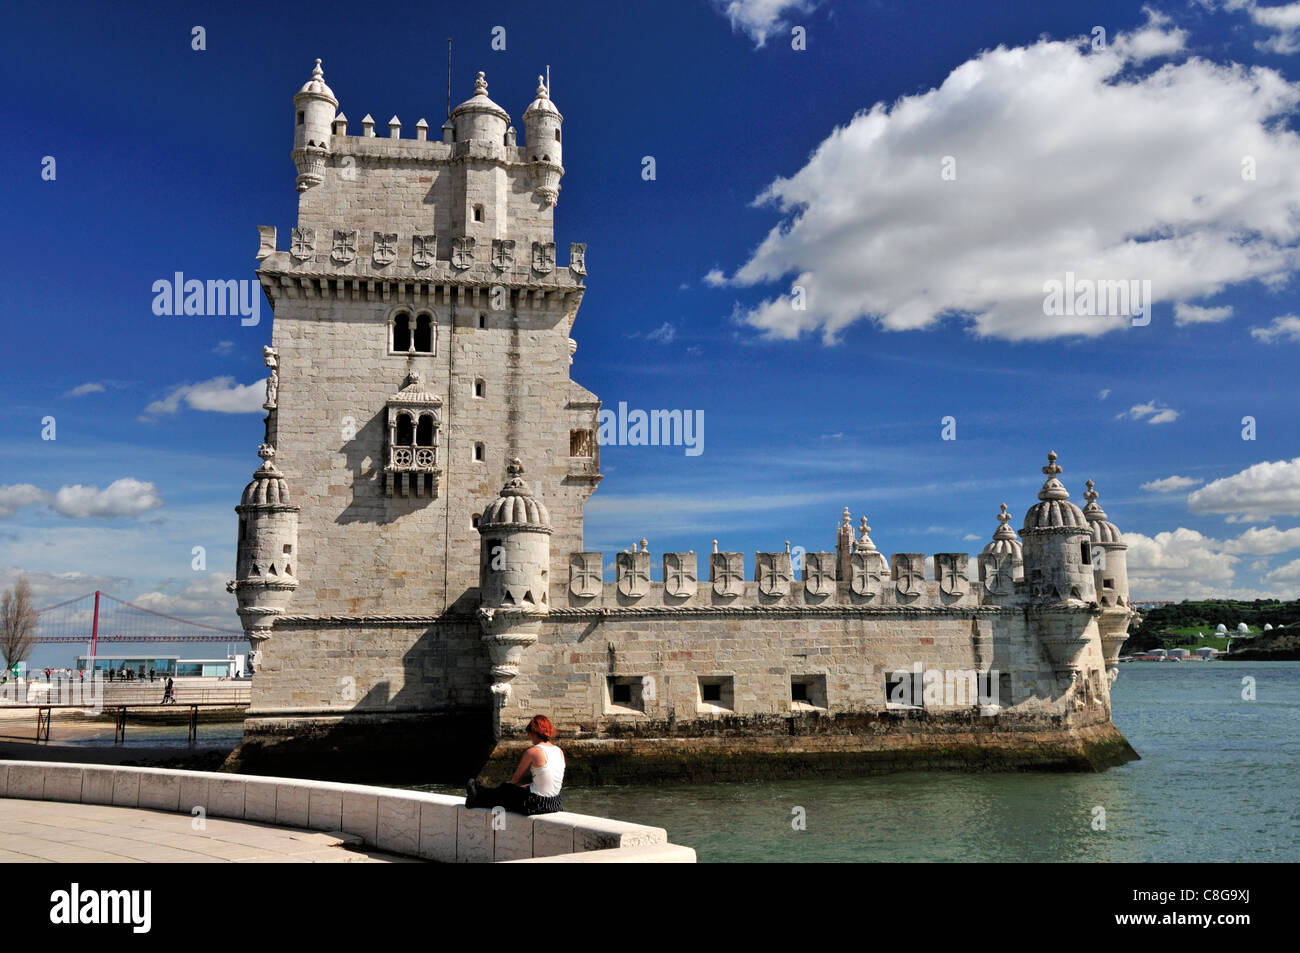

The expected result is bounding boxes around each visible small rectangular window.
[697,676,734,713]
[606,676,646,714]
[474,443,485,462]
[570,429,594,457]
[1081,542,1092,565]
[1104,578,1115,589]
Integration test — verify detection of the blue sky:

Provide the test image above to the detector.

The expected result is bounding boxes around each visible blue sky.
[4,0,1300,665]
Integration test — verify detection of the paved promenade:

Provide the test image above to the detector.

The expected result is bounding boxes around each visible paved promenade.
[0,798,417,863]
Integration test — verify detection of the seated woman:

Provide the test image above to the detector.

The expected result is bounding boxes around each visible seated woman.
[465,714,565,816]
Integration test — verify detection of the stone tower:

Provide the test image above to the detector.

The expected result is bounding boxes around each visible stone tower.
[232,63,602,775]
[251,61,600,623]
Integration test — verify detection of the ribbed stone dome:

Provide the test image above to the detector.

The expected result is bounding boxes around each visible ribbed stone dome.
[479,459,551,532]
[1083,480,1125,545]
[982,503,1024,556]
[1022,452,1088,531]
[297,59,337,103]
[523,77,562,120]
[240,446,293,507]
[451,71,511,124]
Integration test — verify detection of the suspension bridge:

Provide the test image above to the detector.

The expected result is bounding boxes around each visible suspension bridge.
[32,590,246,650]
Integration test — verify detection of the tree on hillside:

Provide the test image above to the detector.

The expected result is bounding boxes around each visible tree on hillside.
[1,576,37,673]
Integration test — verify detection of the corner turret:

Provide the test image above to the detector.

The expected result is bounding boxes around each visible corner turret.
[292,59,338,192]
[227,444,300,673]
[476,459,552,735]
[450,71,511,145]
[522,75,564,206]
[1021,452,1096,604]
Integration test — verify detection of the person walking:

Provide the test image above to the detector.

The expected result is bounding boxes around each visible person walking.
[161,676,175,705]
[465,715,565,816]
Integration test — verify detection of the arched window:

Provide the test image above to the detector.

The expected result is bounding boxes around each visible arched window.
[473,378,485,398]
[474,442,485,462]
[395,413,414,447]
[478,313,487,329]
[414,314,432,352]
[555,128,561,142]
[393,313,411,352]
[416,414,434,447]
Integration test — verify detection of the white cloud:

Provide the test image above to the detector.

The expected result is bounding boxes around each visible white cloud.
[1188,456,1300,519]
[1173,302,1234,325]
[1264,555,1300,585]
[1125,528,1244,599]
[143,376,266,417]
[0,484,52,518]
[1141,474,1203,492]
[1251,313,1300,342]
[50,479,164,519]
[1222,524,1300,554]
[1098,388,1111,400]
[129,573,242,632]
[703,269,727,287]
[714,14,1300,343]
[0,479,163,520]
[710,0,818,48]
[646,322,678,344]
[1247,1,1300,53]
[1119,401,1180,425]
[212,340,235,355]
[64,382,106,397]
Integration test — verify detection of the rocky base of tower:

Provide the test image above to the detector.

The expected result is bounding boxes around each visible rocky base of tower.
[481,711,1140,785]
[226,708,495,784]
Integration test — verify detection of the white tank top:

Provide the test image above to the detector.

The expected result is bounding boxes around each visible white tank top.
[528,743,565,797]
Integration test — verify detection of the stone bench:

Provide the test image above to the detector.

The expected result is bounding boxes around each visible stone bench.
[0,760,695,863]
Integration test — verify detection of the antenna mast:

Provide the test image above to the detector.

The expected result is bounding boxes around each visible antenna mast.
[446,38,453,119]
[546,64,551,95]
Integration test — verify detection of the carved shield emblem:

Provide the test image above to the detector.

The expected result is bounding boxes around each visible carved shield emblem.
[850,551,888,597]
[331,229,357,264]
[290,227,315,262]
[983,553,1016,596]
[451,237,475,269]
[532,241,555,274]
[412,234,436,268]
[568,552,601,599]
[936,553,969,597]
[711,551,744,598]
[569,242,587,276]
[756,552,792,598]
[803,552,836,598]
[664,552,697,599]
[616,550,650,599]
[893,553,926,597]
[491,239,516,271]
[372,232,397,266]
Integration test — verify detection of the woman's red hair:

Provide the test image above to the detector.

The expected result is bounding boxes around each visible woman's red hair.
[526,715,555,740]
